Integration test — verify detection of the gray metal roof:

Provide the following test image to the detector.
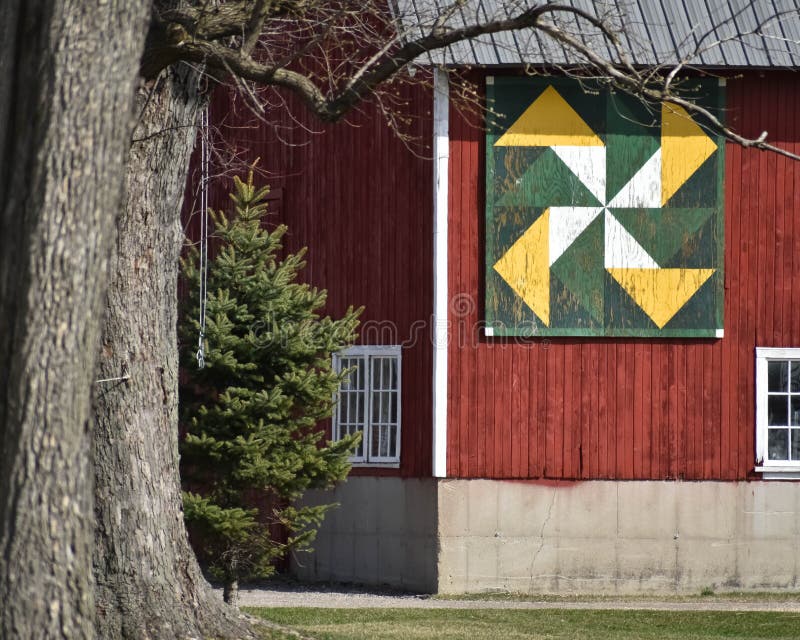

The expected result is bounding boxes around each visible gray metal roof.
[396,0,800,68]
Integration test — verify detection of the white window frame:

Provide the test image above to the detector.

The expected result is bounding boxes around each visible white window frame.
[755,347,800,479]
[332,345,402,467]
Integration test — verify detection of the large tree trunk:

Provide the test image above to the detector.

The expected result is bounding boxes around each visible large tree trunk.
[92,68,256,640]
[0,2,149,638]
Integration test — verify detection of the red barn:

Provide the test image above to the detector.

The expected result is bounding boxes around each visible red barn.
[188,1,800,593]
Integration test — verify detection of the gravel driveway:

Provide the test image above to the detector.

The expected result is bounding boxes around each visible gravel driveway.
[224,583,800,612]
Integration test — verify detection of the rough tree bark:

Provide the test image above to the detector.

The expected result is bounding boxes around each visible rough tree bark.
[92,69,256,640]
[0,2,149,638]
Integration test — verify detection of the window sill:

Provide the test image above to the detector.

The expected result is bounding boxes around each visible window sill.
[754,465,800,479]
[350,462,400,469]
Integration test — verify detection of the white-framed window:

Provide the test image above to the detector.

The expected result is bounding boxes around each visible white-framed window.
[756,347,800,478]
[332,345,401,466]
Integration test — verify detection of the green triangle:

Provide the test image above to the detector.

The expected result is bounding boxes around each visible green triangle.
[550,272,599,329]
[660,270,719,330]
[488,83,552,137]
[495,147,602,208]
[605,93,661,204]
[604,269,654,331]
[612,208,715,266]
[491,147,546,205]
[550,215,605,323]
[661,214,718,268]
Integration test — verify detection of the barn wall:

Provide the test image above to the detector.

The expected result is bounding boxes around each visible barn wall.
[187,83,435,478]
[447,72,800,480]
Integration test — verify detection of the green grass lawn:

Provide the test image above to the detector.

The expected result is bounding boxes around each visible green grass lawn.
[433,590,800,603]
[249,607,800,640]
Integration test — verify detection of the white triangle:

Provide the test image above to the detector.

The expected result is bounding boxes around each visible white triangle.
[549,206,603,265]
[551,145,607,204]
[604,209,659,269]
[607,147,662,209]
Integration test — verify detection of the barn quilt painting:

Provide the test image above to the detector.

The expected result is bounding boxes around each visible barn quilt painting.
[485,77,725,337]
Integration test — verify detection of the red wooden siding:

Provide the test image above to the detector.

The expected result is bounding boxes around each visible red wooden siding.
[186,83,434,478]
[447,72,800,480]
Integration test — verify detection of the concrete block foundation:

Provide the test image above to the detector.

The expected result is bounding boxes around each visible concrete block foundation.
[293,477,800,595]
[438,479,800,594]
[292,477,438,592]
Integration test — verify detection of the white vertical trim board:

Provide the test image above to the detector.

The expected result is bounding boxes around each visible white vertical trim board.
[432,68,449,478]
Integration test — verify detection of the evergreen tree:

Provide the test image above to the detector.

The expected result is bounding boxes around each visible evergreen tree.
[178,171,361,605]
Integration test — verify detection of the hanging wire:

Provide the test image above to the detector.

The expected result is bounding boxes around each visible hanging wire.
[196,105,209,369]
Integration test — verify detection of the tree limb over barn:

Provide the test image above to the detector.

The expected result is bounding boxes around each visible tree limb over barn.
[141,0,800,157]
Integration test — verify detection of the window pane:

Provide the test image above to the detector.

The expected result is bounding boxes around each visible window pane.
[381,358,395,390]
[769,428,789,460]
[370,421,380,458]
[390,393,397,423]
[354,430,363,458]
[374,358,383,392]
[792,397,800,426]
[380,425,389,457]
[380,392,391,423]
[371,390,380,424]
[348,393,358,424]
[792,430,800,461]
[769,361,788,392]
[792,362,800,392]
[339,393,347,424]
[389,425,397,457]
[768,395,789,426]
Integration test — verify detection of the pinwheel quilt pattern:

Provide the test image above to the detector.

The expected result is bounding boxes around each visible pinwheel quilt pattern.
[485,77,725,337]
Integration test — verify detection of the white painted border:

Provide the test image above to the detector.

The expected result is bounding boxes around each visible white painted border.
[432,68,449,478]
[754,346,800,475]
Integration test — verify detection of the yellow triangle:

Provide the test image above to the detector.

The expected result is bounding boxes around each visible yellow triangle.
[607,268,715,329]
[495,86,604,148]
[494,210,550,325]
[661,104,717,206]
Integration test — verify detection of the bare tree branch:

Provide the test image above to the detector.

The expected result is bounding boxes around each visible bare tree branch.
[143,0,800,158]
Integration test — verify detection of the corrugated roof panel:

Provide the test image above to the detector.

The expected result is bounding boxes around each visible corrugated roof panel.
[499,0,532,65]
[753,0,795,67]
[572,0,617,63]
[395,0,800,68]
[695,0,737,66]
[491,28,523,65]
[544,5,577,65]
[520,5,570,65]
[610,0,659,65]
[660,0,700,63]
[637,1,677,62]
[475,0,503,64]
[681,0,720,66]
[729,0,763,66]
[565,0,599,63]
[483,0,510,53]
[395,0,424,42]
[452,1,480,63]
[749,4,782,66]
[778,3,800,66]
